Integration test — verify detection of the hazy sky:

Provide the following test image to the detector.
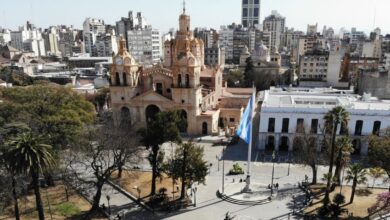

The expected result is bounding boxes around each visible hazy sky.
[1,0,389,34]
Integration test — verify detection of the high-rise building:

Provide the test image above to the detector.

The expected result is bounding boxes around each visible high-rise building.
[263,11,285,52]
[42,27,60,56]
[95,31,118,57]
[241,0,261,28]
[127,28,161,67]
[11,21,46,57]
[218,24,255,64]
[83,18,106,56]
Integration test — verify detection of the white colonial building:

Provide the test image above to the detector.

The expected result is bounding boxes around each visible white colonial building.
[258,87,390,155]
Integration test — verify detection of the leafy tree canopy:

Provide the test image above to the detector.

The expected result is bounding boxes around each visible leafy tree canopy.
[0,85,95,149]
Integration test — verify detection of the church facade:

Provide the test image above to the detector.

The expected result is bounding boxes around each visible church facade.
[109,10,252,135]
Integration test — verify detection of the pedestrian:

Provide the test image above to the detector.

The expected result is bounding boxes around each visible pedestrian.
[275,183,279,189]
[102,203,106,211]
[116,214,122,220]
[232,178,235,183]
[268,184,271,189]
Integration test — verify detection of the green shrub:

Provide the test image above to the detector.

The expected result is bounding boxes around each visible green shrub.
[55,202,81,217]
[229,163,244,175]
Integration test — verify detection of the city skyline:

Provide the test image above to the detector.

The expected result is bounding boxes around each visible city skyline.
[1,0,389,34]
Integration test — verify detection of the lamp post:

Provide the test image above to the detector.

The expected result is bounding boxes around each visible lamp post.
[106,195,111,215]
[192,187,198,207]
[292,195,296,214]
[222,146,226,194]
[216,155,220,171]
[287,155,291,176]
[270,150,276,197]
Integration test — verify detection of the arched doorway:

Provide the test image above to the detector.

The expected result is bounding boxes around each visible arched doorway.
[120,107,131,126]
[280,136,289,152]
[179,110,188,133]
[202,122,208,135]
[266,135,275,151]
[145,105,160,123]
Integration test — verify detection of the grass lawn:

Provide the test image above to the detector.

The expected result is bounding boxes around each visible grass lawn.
[0,181,106,220]
[113,170,182,201]
[304,184,387,219]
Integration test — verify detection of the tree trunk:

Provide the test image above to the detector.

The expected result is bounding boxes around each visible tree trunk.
[117,164,123,179]
[324,121,338,206]
[12,176,20,220]
[180,147,188,200]
[91,181,104,212]
[31,171,45,220]
[333,150,343,186]
[151,146,158,195]
[311,163,317,185]
[350,178,357,204]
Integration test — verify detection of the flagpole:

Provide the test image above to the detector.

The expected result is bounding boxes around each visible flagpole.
[244,85,255,192]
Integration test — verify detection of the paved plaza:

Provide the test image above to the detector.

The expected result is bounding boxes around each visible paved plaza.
[72,135,389,220]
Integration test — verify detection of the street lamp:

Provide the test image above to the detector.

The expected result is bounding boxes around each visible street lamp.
[216,155,220,171]
[106,195,111,215]
[192,187,198,207]
[270,150,276,197]
[287,155,291,176]
[292,195,296,214]
[222,146,226,194]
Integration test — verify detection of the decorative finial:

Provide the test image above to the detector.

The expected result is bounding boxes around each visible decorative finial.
[183,0,186,14]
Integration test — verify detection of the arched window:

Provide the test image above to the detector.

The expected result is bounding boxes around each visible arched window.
[115,72,120,86]
[185,74,190,87]
[178,74,182,87]
[122,73,127,86]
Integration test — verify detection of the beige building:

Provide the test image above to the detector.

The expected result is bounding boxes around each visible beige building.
[109,10,251,135]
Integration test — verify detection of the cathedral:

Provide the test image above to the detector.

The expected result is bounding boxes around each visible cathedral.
[109,8,252,135]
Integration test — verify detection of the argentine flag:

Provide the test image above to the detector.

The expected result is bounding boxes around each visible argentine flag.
[236,94,254,144]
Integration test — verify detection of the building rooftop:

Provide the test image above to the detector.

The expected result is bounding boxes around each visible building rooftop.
[262,87,390,113]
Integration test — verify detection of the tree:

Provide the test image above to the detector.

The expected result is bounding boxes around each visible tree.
[323,106,349,206]
[369,167,386,188]
[345,163,367,204]
[368,129,390,190]
[165,141,208,199]
[368,192,390,215]
[3,133,55,220]
[243,57,254,87]
[66,117,141,212]
[333,136,354,186]
[138,110,184,195]
[292,126,320,184]
[0,85,95,150]
[0,122,31,220]
[225,69,244,87]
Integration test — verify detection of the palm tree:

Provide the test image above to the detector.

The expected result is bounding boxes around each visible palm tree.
[345,164,367,204]
[368,167,386,188]
[4,133,55,220]
[323,106,349,206]
[333,136,353,186]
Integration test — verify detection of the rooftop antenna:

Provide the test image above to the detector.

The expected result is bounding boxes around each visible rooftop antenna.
[183,0,186,14]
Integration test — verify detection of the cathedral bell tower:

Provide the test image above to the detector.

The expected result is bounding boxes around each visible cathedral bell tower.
[110,37,140,87]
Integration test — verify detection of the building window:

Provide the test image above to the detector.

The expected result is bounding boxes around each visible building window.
[372,121,381,135]
[254,0,259,4]
[253,8,259,17]
[311,119,318,134]
[186,74,190,88]
[115,72,120,86]
[178,74,182,87]
[156,83,163,95]
[296,118,304,133]
[354,120,363,136]
[242,8,248,17]
[339,122,348,135]
[268,118,275,132]
[282,118,289,133]
[166,88,171,93]
[229,118,235,122]
[243,0,248,5]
